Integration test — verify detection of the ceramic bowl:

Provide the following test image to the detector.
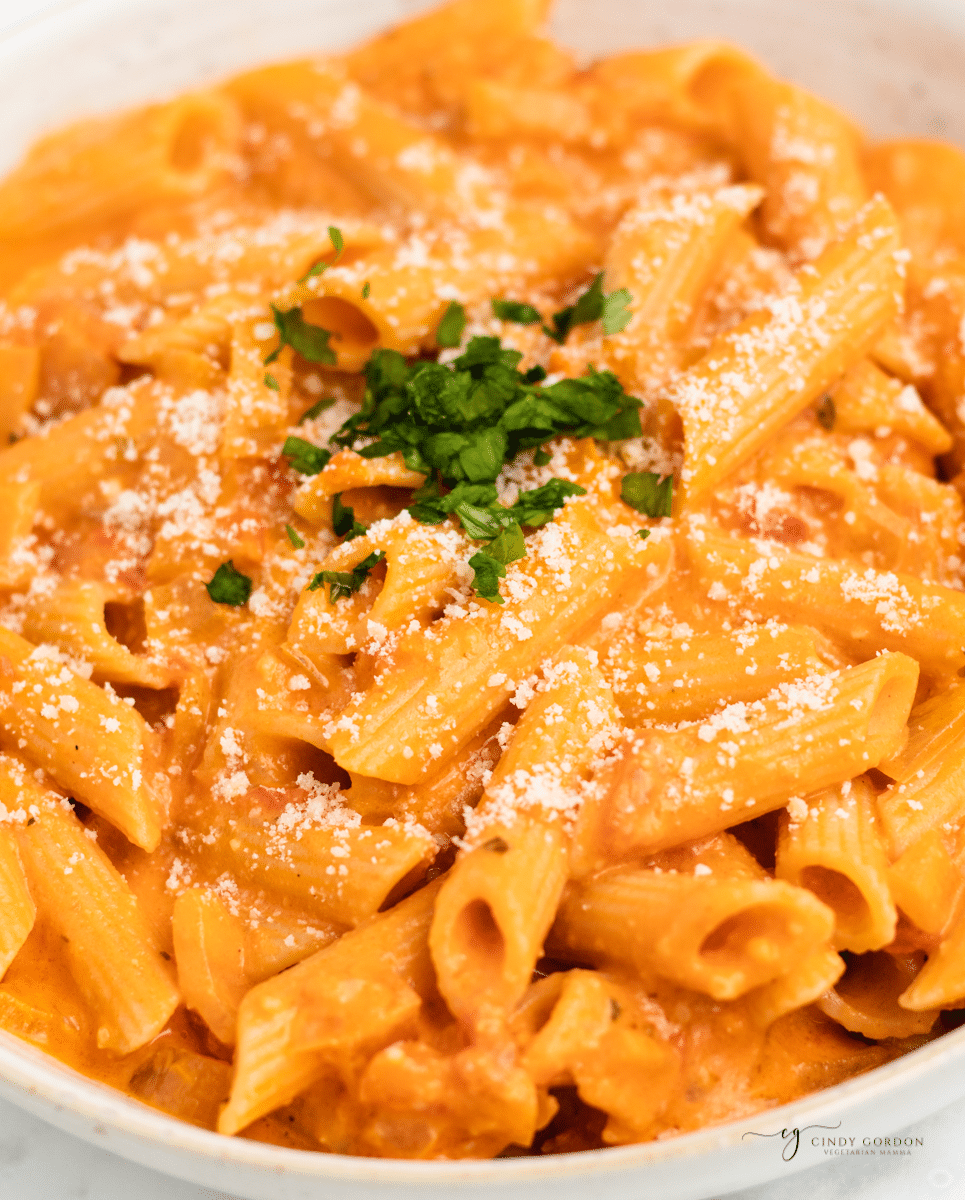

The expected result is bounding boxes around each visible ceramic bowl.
[2,1,965,1196]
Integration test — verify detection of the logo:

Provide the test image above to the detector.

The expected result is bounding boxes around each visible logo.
[742,1122,925,1162]
[742,1122,841,1161]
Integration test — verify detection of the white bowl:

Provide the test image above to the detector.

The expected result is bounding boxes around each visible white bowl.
[2,0,965,1196]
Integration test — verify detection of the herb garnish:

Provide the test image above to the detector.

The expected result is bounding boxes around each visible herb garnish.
[264,372,280,391]
[286,524,305,549]
[298,395,335,424]
[436,301,467,348]
[298,225,345,283]
[328,336,641,599]
[332,493,367,541]
[545,273,633,343]
[282,436,331,476]
[308,550,385,602]
[621,471,674,518]
[205,561,252,606]
[492,298,542,324]
[264,304,337,366]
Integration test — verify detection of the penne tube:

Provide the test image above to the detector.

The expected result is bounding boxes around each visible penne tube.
[732,77,869,260]
[676,196,902,503]
[345,0,554,112]
[831,359,952,455]
[0,379,158,522]
[172,887,248,1046]
[0,824,36,980]
[886,832,964,936]
[429,821,566,1026]
[0,91,241,241]
[685,526,965,673]
[744,946,845,1028]
[586,41,765,142]
[876,685,965,862]
[587,652,917,860]
[898,906,965,1012]
[818,951,939,1035]
[287,513,465,657]
[775,777,896,953]
[220,879,439,1136]
[21,579,173,689]
[0,627,170,851]
[293,450,425,526]
[604,182,763,347]
[430,647,621,1026]
[200,807,436,929]
[222,323,293,458]
[594,621,838,725]
[0,478,40,589]
[14,800,180,1054]
[327,502,671,784]
[551,864,835,1001]
[305,206,597,358]
[518,969,679,1145]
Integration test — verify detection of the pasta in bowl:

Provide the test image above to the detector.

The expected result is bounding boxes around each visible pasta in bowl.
[2,0,965,1189]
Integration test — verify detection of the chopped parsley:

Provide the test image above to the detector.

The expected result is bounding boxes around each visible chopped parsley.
[298,225,345,283]
[468,524,527,604]
[327,335,641,600]
[621,471,674,518]
[286,524,305,549]
[491,298,542,324]
[362,281,371,299]
[545,274,633,343]
[264,305,337,366]
[308,550,385,602]
[205,561,252,606]
[298,395,335,424]
[282,436,331,476]
[263,372,279,391]
[332,493,367,540]
[816,394,836,431]
[436,301,467,348]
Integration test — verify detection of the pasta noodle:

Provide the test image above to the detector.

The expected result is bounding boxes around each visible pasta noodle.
[2,0,965,1162]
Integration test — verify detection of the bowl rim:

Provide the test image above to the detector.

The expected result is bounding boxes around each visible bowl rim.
[2,0,965,1190]
[4,1007,965,1185]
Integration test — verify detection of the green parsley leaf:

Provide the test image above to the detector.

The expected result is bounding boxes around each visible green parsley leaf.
[298,395,336,423]
[533,448,552,466]
[286,524,305,549]
[362,281,371,299]
[523,365,547,384]
[545,274,635,343]
[264,305,337,366]
[264,372,280,391]
[638,528,650,540]
[492,298,542,324]
[308,550,385,602]
[297,225,345,283]
[621,471,674,518]
[468,523,527,604]
[282,435,331,476]
[545,274,605,343]
[436,301,467,348]
[816,394,836,431]
[205,561,252,606]
[601,287,633,335]
[510,478,586,527]
[332,492,367,540]
[467,551,506,604]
